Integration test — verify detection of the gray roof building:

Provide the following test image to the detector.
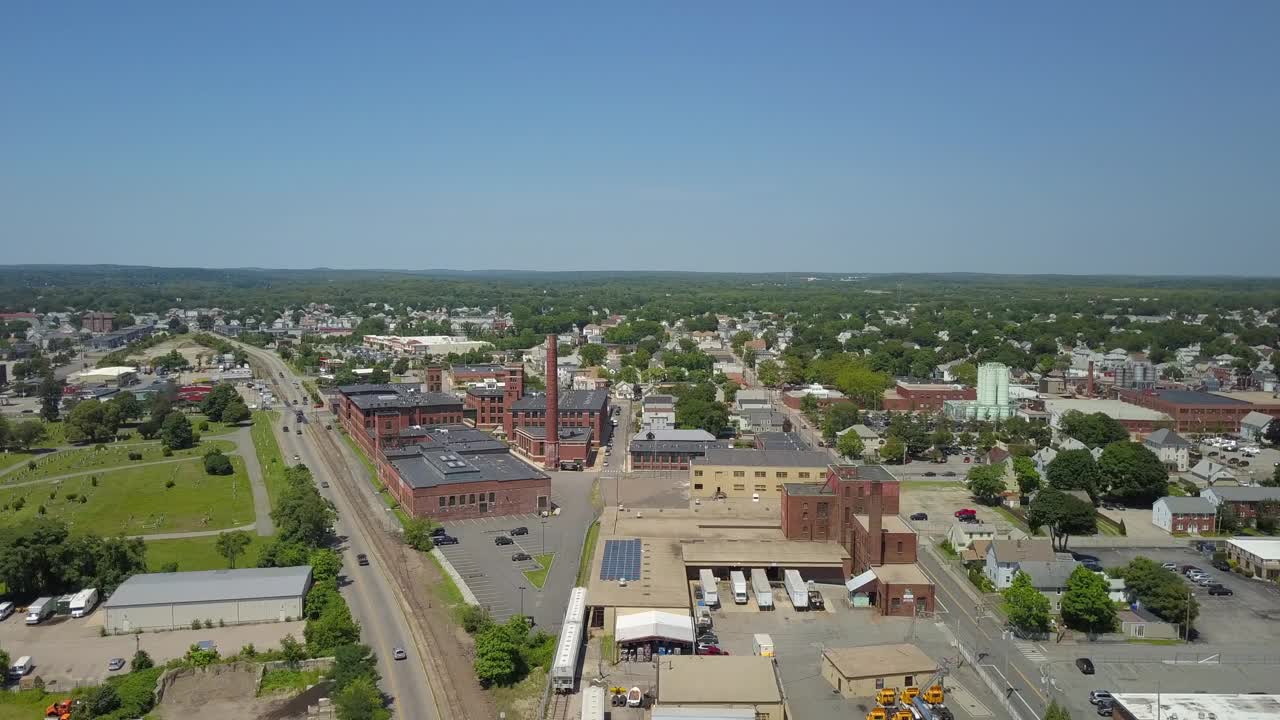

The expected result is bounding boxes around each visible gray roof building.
[106,566,312,608]
[1242,411,1274,432]
[696,448,831,468]
[383,443,549,489]
[1203,486,1280,504]
[397,424,509,454]
[511,389,609,412]
[339,383,463,411]
[1144,428,1190,448]
[1155,496,1215,514]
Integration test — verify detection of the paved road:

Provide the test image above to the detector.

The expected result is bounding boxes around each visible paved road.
[230,424,275,535]
[234,343,438,720]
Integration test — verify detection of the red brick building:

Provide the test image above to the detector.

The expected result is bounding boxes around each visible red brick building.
[336,383,465,459]
[82,311,115,333]
[462,365,524,430]
[781,464,932,616]
[881,382,975,413]
[1117,388,1280,433]
[374,425,551,520]
[513,426,592,466]
[508,389,610,446]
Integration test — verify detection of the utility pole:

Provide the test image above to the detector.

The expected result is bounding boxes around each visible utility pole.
[519,585,526,618]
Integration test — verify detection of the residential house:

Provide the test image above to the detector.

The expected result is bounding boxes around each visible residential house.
[1151,496,1216,534]
[947,522,997,551]
[641,395,676,431]
[1117,607,1180,640]
[1241,411,1273,442]
[1016,556,1081,609]
[1189,459,1236,486]
[984,538,1056,590]
[837,424,884,457]
[1201,487,1280,523]
[1144,429,1191,472]
[1032,446,1058,477]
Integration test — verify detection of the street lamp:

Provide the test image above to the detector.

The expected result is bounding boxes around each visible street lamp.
[518,585,526,618]
[541,518,547,554]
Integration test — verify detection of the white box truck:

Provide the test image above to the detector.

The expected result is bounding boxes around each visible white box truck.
[752,633,775,657]
[729,570,748,604]
[784,569,809,611]
[699,569,719,607]
[750,568,773,610]
[69,588,99,618]
[25,597,54,625]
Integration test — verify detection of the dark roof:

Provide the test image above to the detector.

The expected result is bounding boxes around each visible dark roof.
[515,426,593,444]
[451,364,504,375]
[510,389,609,412]
[339,383,464,411]
[385,444,549,489]
[1144,428,1190,448]
[840,464,898,483]
[466,386,506,398]
[697,448,830,468]
[782,482,832,496]
[755,431,810,451]
[630,439,729,455]
[396,424,509,454]
[1151,389,1248,406]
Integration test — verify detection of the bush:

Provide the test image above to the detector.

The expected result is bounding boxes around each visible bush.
[165,479,176,488]
[128,452,143,461]
[460,604,494,634]
[12,497,25,511]
[37,505,46,515]
[199,420,210,431]
[79,495,87,504]
[191,619,202,631]
[159,562,179,572]
[91,476,98,486]
[65,493,78,501]
[162,447,173,457]
[203,452,233,476]
[204,618,214,629]
[109,667,163,717]
[27,460,37,470]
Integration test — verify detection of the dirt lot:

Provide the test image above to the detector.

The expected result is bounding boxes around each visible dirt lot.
[0,609,303,689]
[153,663,323,720]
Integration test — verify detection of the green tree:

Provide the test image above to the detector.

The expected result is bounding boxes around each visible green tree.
[578,343,607,367]
[305,598,361,654]
[1027,488,1097,551]
[951,362,978,387]
[215,530,253,568]
[1059,410,1129,448]
[403,517,437,552]
[1118,557,1199,633]
[220,398,251,424]
[1046,449,1102,500]
[1060,566,1117,634]
[110,391,144,422]
[1002,571,1051,635]
[200,384,239,421]
[309,548,343,584]
[334,675,389,720]
[675,396,729,436]
[39,373,64,422]
[822,403,861,440]
[473,622,521,686]
[160,411,194,450]
[1013,456,1042,496]
[966,464,1007,505]
[1045,699,1073,720]
[280,633,307,669]
[71,684,122,719]
[880,436,906,464]
[1098,441,1168,503]
[10,420,47,450]
[185,643,220,666]
[204,450,233,475]
[272,465,337,548]
[391,357,410,375]
[836,432,865,460]
[332,643,381,693]
[756,360,782,387]
[367,367,390,385]
[977,430,997,454]
[131,649,154,671]
[66,399,120,443]
[0,648,8,679]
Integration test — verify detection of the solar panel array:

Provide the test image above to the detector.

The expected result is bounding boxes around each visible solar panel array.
[599,538,642,581]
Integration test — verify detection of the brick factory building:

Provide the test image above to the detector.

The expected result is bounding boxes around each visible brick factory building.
[1116,388,1280,433]
[82,311,116,333]
[508,388,610,462]
[336,383,465,459]
[374,425,550,520]
[461,365,524,430]
[881,381,976,413]
[629,429,727,471]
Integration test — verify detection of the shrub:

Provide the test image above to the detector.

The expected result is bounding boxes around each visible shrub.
[159,562,179,572]
[91,476,98,486]
[65,493,78,502]
[191,619,202,631]
[204,619,214,629]
[203,452,233,476]
[128,452,143,461]
[79,495,87,504]
[37,505,46,515]
[49,489,57,500]
[27,460,37,470]
[162,447,173,457]
[165,479,176,488]
[199,421,210,431]
[95,444,107,451]
[12,497,25,511]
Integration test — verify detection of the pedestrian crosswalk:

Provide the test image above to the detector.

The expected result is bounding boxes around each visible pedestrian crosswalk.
[1013,638,1047,663]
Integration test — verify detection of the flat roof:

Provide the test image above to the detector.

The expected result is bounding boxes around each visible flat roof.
[695,448,831,468]
[1215,392,1280,406]
[854,514,912,533]
[1226,537,1280,561]
[1112,694,1280,720]
[510,389,609,412]
[823,643,937,679]
[1151,389,1249,406]
[681,539,849,567]
[105,566,312,608]
[339,384,464,411]
[873,564,931,585]
[1041,398,1171,421]
[898,382,967,392]
[658,656,781,705]
[385,444,549,489]
[586,535,690,609]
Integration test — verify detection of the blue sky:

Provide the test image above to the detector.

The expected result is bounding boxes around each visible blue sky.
[2,1,1278,274]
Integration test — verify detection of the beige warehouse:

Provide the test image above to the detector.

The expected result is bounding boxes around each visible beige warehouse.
[103,566,312,633]
[822,643,938,699]
[690,448,830,500]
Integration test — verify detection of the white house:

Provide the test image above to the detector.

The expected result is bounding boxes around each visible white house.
[837,424,884,456]
[1189,459,1236,486]
[984,538,1056,590]
[1151,496,1216,534]
[1144,428,1191,472]
[947,521,997,550]
[1240,411,1273,442]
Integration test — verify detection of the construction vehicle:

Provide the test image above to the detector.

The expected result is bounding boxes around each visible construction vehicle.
[866,708,887,720]
[901,687,920,705]
[876,687,899,707]
[922,685,945,705]
[45,698,74,719]
[892,710,914,720]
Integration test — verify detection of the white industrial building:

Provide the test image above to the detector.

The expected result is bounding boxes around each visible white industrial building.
[103,566,312,633]
[361,334,491,357]
[945,363,1015,421]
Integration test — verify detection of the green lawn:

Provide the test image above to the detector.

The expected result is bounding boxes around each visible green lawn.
[0,456,255,535]
[145,532,271,572]
[251,411,289,505]
[258,667,324,696]
[0,689,65,720]
[189,413,241,437]
[575,521,601,586]
[993,505,1035,534]
[0,450,40,473]
[1,438,234,485]
[523,553,555,589]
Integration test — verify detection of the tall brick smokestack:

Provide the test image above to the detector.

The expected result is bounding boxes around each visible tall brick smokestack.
[544,334,559,469]
[867,480,884,567]
[1087,360,1095,397]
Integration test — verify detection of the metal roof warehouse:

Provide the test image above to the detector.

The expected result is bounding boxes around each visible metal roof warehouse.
[103,566,312,633]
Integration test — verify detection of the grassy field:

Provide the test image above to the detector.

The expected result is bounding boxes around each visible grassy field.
[145,532,271,572]
[258,667,324,696]
[489,667,546,720]
[0,689,65,720]
[189,413,241,437]
[522,553,555,589]
[575,521,601,585]
[0,450,40,474]
[0,456,255,535]
[251,411,289,505]
[1,438,235,485]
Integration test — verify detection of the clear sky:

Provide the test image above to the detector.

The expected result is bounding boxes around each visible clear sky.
[2,1,1278,274]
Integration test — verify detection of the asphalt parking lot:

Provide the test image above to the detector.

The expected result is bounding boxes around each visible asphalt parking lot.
[703,588,996,720]
[1186,440,1279,487]
[434,468,596,628]
[0,610,304,689]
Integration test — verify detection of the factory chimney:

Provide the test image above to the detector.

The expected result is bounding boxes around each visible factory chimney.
[544,334,560,469]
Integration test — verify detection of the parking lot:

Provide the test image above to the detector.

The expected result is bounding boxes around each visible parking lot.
[1186,439,1279,487]
[0,609,303,689]
[433,468,597,628]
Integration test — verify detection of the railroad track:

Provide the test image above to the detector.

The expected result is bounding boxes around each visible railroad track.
[249,354,471,720]
[547,691,571,720]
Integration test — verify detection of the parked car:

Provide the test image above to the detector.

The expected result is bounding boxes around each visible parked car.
[696,644,729,656]
[1081,560,1104,572]
[1089,691,1114,705]
[107,658,126,672]
[320,481,329,488]
[954,508,977,518]
[434,535,459,546]
[923,471,937,477]
[282,425,289,432]
[1212,560,1230,571]
[430,527,447,537]
[510,526,529,536]
[942,471,957,477]
[1161,562,1178,571]
[1076,658,1096,675]
[697,631,720,644]
[1208,584,1233,596]
[1097,702,1114,716]
[511,552,532,562]
[495,536,514,546]
[357,553,369,566]
[910,512,928,521]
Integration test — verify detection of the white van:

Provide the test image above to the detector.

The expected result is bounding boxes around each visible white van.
[8,656,32,678]
[0,601,14,621]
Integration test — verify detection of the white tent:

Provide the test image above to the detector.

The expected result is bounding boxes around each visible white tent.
[615,610,694,644]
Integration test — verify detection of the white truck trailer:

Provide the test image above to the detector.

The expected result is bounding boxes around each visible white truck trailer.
[69,588,99,618]
[750,568,773,610]
[699,568,719,607]
[729,570,748,604]
[784,569,809,611]
[25,597,55,625]
[752,633,775,657]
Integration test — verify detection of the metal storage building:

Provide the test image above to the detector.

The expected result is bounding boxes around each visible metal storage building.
[103,566,312,633]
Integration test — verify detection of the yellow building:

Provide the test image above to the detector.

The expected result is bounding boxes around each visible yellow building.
[821,643,938,699]
[690,448,830,500]
[657,655,786,720]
